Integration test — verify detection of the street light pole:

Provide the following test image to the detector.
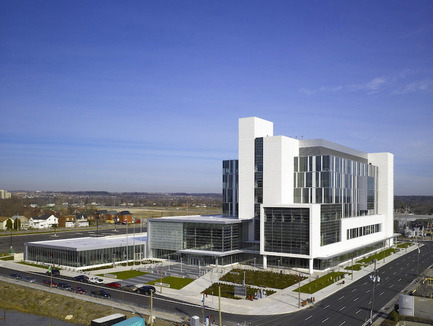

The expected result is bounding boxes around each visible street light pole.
[369,259,377,324]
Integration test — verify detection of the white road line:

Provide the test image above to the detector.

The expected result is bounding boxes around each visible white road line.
[390,285,393,288]
[324,304,330,309]
[366,289,370,293]
[305,316,312,321]
[338,296,344,300]
[362,281,367,285]
[356,309,362,314]
[339,306,346,311]
[398,278,402,282]
[352,288,357,292]
[322,317,329,323]
[380,291,384,296]
[353,297,359,302]
[339,321,346,326]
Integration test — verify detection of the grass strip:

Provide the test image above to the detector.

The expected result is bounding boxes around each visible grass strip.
[203,283,276,300]
[220,269,306,289]
[357,248,397,265]
[294,272,346,294]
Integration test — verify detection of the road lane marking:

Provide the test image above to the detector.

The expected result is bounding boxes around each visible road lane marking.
[393,272,396,275]
[322,317,329,323]
[338,296,344,300]
[339,321,346,326]
[324,304,330,309]
[398,278,402,282]
[305,316,312,321]
[353,297,359,302]
[356,309,362,314]
[363,282,367,285]
[339,306,346,311]
[366,289,370,293]
[352,288,357,292]
[380,291,384,296]
[390,285,393,288]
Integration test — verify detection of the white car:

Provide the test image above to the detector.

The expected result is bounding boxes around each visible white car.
[89,277,104,284]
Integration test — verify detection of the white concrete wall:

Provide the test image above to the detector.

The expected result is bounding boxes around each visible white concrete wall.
[238,117,273,220]
[263,136,299,205]
[368,152,394,245]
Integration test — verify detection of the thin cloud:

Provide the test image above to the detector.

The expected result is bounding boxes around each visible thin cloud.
[299,77,387,95]
[393,80,433,94]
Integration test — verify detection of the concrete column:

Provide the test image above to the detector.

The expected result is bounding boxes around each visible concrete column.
[263,255,267,269]
[309,258,314,275]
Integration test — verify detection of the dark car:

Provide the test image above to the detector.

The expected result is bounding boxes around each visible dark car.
[73,275,89,283]
[46,268,60,276]
[43,279,57,287]
[10,273,22,279]
[57,282,72,291]
[91,289,111,298]
[106,282,121,288]
[72,286,86,294]
[137,285,156,295]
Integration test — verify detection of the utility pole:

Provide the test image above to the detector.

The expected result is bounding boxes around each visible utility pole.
[218,286,222,326]
[369,259,377,324]
[150,290,153,326]
[298,272,301,308]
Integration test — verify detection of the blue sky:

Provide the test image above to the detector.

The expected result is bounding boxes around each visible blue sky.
[1,1,432,195]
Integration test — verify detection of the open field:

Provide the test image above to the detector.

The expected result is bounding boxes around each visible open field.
[0,281,172,325]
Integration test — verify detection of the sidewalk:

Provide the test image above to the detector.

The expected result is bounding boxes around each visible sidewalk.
[0,243,420,318]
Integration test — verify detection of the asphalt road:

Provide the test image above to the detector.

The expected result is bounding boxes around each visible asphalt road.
[1,238,431,326]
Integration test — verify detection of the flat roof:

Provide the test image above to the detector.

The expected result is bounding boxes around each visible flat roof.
[25,233,147,251]
[148,214,243,224]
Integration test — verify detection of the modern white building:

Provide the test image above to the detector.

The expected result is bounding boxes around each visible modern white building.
[148,117,395,274]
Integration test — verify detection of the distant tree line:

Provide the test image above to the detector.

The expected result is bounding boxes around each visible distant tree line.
[394,196,433,215]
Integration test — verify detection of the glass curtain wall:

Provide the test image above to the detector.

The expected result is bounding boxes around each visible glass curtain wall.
[263,207,310,255]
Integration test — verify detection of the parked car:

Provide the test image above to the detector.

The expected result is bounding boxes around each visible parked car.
[24,276,36,283]
[137,285,156,295]
[72,286,86,294]
[46,268,60,276]
[106,282,121,288]
[122,284,138,292]
[10,273,22,279]
[91,289,111,298]
[73,275,89,283]
[57,282,72,291]
[89,277,104,284]
[43,279,57,287]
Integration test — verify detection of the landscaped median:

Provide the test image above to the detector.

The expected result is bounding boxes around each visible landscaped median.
[202,269,306,300]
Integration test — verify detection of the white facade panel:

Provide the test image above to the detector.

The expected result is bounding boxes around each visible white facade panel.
[263,136,299,205]
[238,117,273,220]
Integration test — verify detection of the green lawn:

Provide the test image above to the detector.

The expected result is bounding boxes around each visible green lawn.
[97,270,148,280]
[396,242,412,249]
[18,261,51,269]
[147,276,195,290]
[203,283,276,300]
[295,272,346,294]
[220,269,306,289]
[0,256,14,261]
[357,248,397,265]
[344,264,363,271]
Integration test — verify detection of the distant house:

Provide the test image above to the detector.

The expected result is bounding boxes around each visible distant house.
[0,217,13,230]
[118,211,133,224]
[11,215,28,230]
[28,214,58,229]
[106,210,118,223]
[58,215,75,228]
[75,214,89,227]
